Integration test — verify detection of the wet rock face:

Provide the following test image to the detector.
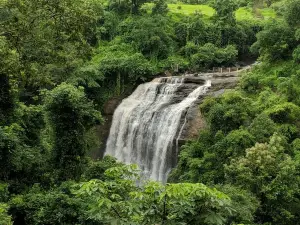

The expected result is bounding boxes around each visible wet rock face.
[177,72,240,142]
[92,98,123,159]
[170,84,200,103]
[103,98,122,115]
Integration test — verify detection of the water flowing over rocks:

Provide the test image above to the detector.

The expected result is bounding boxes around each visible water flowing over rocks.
[103,71,240,182]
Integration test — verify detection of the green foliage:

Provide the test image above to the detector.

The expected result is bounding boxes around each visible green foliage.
[44,83,102,180]
[175,15,206,47]
[240,61,300,94]
[248,113,277,142]
[0,203,12,225]
[159,55,190,72]
[254,89,285,111]
[15,104,45,146]
[75,164,233,225]
[239,70,263,94]
[211,0,241,47]
[226,133,287,191]
[6,164,235,225]
[109,0,148,14]
[9,183,85,225]
[181,42,239,70]
[292,45,300,62]
[182,41,199,57]
[99,49,155,83]
[292,138,300,155]
[175,13,258,58]
[169,128,256,185]
[0,102,50,190]
[0,183,9,202]
[83,155,124,180]
[264,102,300,124]
[215,185,259,224]
[201,91,253,134]
[284,0,300,27]
[0,74,14,124]
[0,124,22,180]
[251,21,295,61]
[120,15,174,60]
[92,40,156,101]
[1,0,103,101]
[75,164,141,224]
[295,29,300,41]
[109,0,132,14]
[277,71,300,106]
[0,37,19,125]
[225,133,300,224]
[168,133,211,183]
[212,0,238,26]
[251,0,300,63]
[98,11,120,41]
[221,129,255,158]
[173,57,300,224]
[152,0,169,15]
[190,43,238,69]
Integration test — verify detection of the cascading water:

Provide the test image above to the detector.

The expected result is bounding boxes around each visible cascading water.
[105,77,211,182]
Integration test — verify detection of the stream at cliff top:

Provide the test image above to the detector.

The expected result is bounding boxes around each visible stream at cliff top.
[105,77,211,182]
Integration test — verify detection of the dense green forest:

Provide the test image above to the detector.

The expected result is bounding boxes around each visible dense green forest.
[1,0,300,224]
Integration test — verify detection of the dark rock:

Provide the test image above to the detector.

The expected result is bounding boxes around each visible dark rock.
[183,77,206,84]
[103,98,122,115]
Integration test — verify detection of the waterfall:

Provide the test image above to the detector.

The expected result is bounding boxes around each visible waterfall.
[105,77,211,182]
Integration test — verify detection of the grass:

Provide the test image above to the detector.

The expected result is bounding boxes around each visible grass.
[170,4,277,21]
[168,4,277,21]
[236,7,256,20]
[259,8,276,19]
[167,4,215,17]
[142,3,277,21]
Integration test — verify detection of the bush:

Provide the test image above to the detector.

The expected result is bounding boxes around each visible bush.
[200,91,253,134]
[293,45,300,62]
[159,55,190,72]
[44,83,102,180]
[0,203,12,225]
[264,102,300,124]
[190,43,238,69]
[152,0,169,15]
[251,21,295,62]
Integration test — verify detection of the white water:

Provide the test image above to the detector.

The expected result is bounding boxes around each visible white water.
[105,78,211,182]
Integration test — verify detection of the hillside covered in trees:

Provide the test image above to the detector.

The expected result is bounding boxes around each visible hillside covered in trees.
[1,0,300,224]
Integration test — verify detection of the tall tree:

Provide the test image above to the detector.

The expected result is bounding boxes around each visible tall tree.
[212,0,237,26]
[1,0,103,101]
[44,83,102,180]
[211,0,238,46]
[284,0,300,28]
[0,37,19,125]
[225,134,300,224]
